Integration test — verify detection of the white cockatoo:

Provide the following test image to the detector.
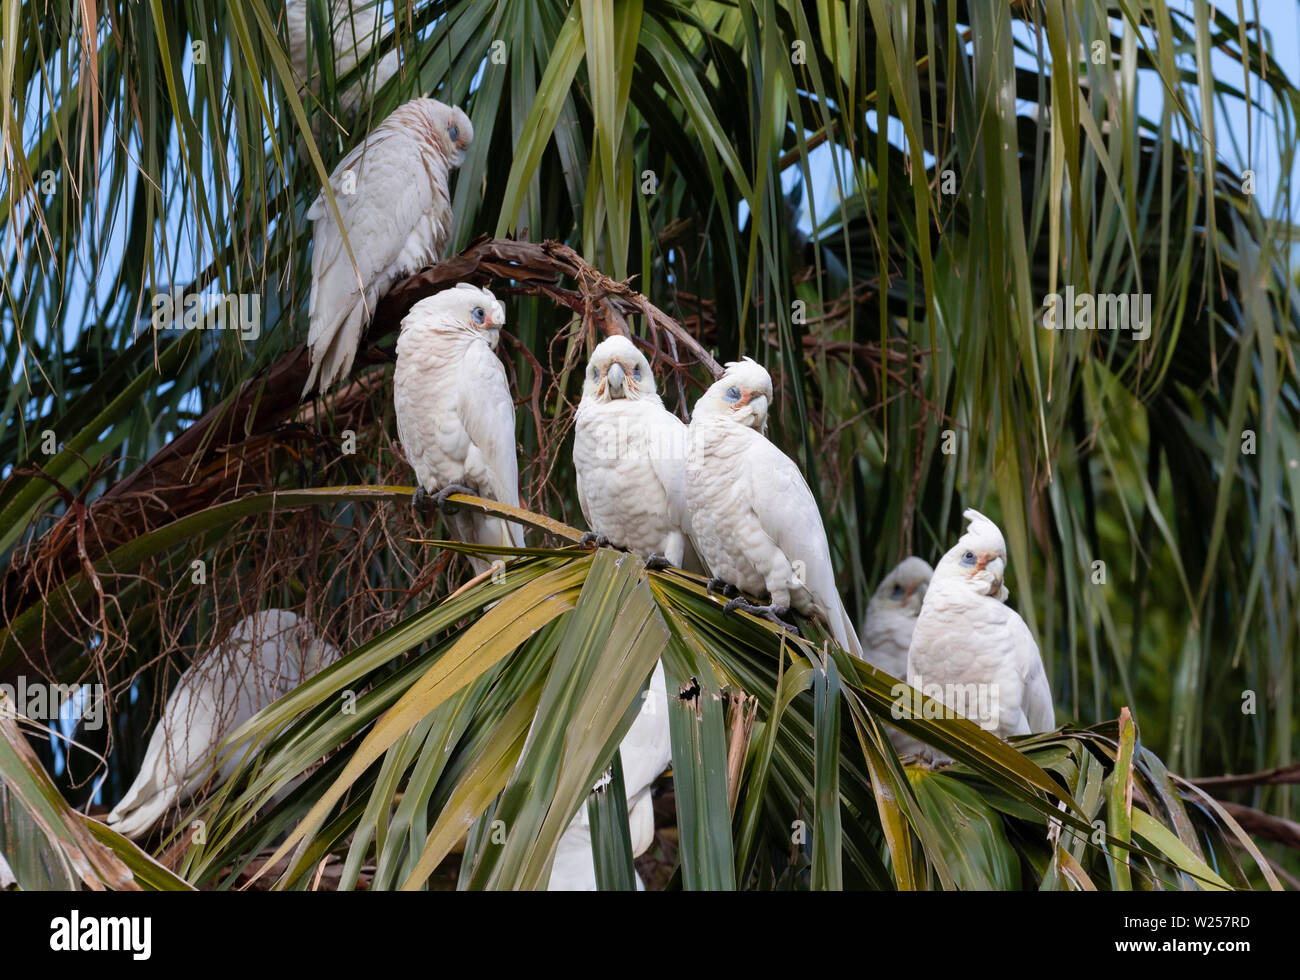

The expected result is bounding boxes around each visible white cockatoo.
[394,284,523,575]
[286,0,400,115]
[547,662,672,891]
[304,96,472,395]
[573,335,699,571]
[106,609,341,839]
[859,556,933,758]
[684,358,863,657]
[906,509,1054,746]
[560,336,683,888]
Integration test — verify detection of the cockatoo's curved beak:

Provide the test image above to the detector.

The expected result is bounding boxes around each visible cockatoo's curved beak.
[985,556,1006,597]
[607,362,627,397]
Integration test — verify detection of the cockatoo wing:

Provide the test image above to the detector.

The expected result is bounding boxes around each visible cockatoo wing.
[105,664,227,839]
[287,0,392,90]
[741,434,863,658]
[645,410,705,572]
[305,129,445,393]
[446,339,523,567]
[106,611,331,839]
[1011,613,1055,734]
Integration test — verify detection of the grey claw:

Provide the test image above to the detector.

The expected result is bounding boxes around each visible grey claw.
[412,486,436,521]
[707,577,740,599]
[434,483,474,515]
[644,553,673,571]
[579,531,621,550]
[723,598,801,636]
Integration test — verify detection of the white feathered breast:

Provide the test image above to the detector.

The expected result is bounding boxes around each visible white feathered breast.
[573,397,689,560]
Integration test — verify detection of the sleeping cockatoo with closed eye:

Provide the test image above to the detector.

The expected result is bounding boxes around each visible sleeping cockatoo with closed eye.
[394,284,523,575]
[286,0,400,116]
[859,556,933,758]
[304,97,472,395]
[685,359,863,658]
[572,335,700,572]
[547,661,672,890]
[906,509,1054,748]
[106,609,341,839]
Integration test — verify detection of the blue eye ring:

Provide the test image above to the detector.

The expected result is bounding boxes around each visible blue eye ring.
[890,584,905,600]
[591,365,599,379]
[960,550,977,567]
[633,365,642,381]
[448,123,461,142]
[471,306,485,325]
[725,386,741,402]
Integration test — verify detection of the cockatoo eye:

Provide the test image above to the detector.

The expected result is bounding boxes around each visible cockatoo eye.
[724,386,741,402]
[960,550,977,567]
[890,584,904,600]
[633,365,642,381]
[591,365,600,380]
[471,306,485,325]
[448,123,461,142]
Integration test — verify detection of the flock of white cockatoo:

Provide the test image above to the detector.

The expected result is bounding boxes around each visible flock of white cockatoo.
[106,6,1057,887]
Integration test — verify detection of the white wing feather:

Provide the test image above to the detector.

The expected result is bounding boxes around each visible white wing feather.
[1012,614,1055,734]
[741,433,863,657]
[305,127,445,392]
[105,611,338,839]
[455,339,523,553]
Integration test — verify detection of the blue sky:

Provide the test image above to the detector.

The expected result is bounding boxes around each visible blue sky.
[779,3,1300,235]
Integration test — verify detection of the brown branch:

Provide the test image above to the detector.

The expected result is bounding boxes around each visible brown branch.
[1214,802,1300,851]
[1188,764,1300,793]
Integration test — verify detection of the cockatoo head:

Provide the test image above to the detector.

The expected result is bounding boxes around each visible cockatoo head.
[581,335,661,405]
[869,556,934,617]
[934,509,1010,601]
[419,98,474,168]
[692,358,773,432]
[401,283,506,348]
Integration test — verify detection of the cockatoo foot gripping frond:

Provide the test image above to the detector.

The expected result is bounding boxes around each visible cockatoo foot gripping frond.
[723,596,802,636]
[643,553,674,571]
[433,482,475,514]
[411,486,436,521]
[706,577,741,599]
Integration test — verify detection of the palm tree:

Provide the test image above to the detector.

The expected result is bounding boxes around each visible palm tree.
[0,0,1295,889]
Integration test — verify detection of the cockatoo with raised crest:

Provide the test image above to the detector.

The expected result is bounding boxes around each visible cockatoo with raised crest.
[907,509,1054,743]
[573,335,699,571]
[286,0,400,115]
[106,609,340,839]
[304,97,472,395]
[859,557,933,757]
[684,359,863,657]
[394,284,523,575]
